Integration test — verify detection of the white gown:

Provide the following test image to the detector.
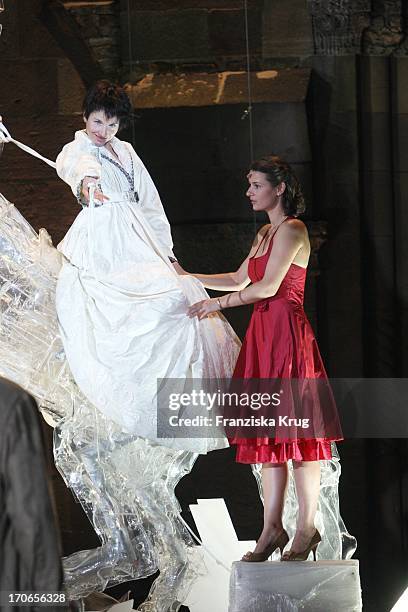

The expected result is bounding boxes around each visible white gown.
[55,130,240,449]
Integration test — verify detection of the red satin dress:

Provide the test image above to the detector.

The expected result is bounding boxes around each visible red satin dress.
[230,224,342,464]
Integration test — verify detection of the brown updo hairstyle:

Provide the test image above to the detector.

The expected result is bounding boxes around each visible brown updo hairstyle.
[249,155,306,217]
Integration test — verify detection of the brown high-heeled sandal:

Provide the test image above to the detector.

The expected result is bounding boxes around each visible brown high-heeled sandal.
[281,529,321,561]
[241,529,289,562]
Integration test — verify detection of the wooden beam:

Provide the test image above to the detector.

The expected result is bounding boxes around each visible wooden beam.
[63,1,113,6]
[38,0,104,87]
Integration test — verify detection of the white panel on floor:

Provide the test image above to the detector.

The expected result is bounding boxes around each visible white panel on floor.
[390,586,408,611]
[184,498,255,612]
[229,559,362,612]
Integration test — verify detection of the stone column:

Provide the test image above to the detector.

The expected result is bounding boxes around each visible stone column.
[308,55,364,377]
[391,56,408,376]
[358,55,398,376]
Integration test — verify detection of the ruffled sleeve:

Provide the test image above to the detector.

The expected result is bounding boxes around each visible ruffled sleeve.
[56,137,101,203]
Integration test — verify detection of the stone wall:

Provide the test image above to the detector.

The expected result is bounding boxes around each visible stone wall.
[0,0,86,244]
[63,1,408,76]
[119,0,263,74]
[64,1,120,78]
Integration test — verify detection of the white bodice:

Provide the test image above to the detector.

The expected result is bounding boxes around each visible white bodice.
[56,130,175,259]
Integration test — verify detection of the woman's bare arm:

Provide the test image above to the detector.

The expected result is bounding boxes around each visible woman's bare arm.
[233,220,306,303]
[188,220,307,318]
[181,225,271,291]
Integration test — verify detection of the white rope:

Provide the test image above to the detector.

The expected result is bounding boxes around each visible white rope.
[87,181,100,283]
[0,121,56,169]
[243,0,254,162]
[242,0,257,236]
[126,0,137,148]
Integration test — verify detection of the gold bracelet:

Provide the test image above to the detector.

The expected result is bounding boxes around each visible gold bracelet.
[216,298,223,310]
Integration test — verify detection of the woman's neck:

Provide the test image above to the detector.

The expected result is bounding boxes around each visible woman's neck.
[267,205,287,228]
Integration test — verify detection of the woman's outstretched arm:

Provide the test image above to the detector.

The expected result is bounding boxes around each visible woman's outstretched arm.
[56,140,107,204]
[188,220,305,319]
[187,259,251,291]
[179,225,271,291]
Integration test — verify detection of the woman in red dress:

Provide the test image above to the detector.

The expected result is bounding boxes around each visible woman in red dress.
[187,155,342,561]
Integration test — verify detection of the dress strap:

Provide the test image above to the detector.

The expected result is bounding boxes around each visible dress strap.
[253,216,289,257]
[252,228,270,258]
[269,216,290,239]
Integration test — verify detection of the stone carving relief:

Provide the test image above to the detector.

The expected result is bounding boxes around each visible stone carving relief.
[362,0,405,55]
[307,0,371,55]
[307,0,408,56]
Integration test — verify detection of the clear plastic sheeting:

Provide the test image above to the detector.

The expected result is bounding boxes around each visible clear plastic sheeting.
[55,406,203,608]
[0,195,72,425]
[252,446,357,561]
[229,559,362,611]
[0,194,206,609]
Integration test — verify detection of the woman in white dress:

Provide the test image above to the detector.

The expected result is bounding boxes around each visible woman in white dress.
[56,80,239,444]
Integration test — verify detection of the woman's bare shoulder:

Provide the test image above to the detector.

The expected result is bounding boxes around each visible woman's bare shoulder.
[284,217,307,237]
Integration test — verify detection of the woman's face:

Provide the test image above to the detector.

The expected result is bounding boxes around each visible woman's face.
[84,110,120,147]
[246,171,284,212]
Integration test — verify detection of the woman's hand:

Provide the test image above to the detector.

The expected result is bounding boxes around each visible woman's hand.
[187,298,221,319]
[82,176,109,203]
[172,261,189,275]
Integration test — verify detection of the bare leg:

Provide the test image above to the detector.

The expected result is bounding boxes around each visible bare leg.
[251,462,289,554]
[290,459,321,551]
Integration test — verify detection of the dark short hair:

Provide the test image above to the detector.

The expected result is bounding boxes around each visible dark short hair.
[82,80,132,129]
[249,155,306,216]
